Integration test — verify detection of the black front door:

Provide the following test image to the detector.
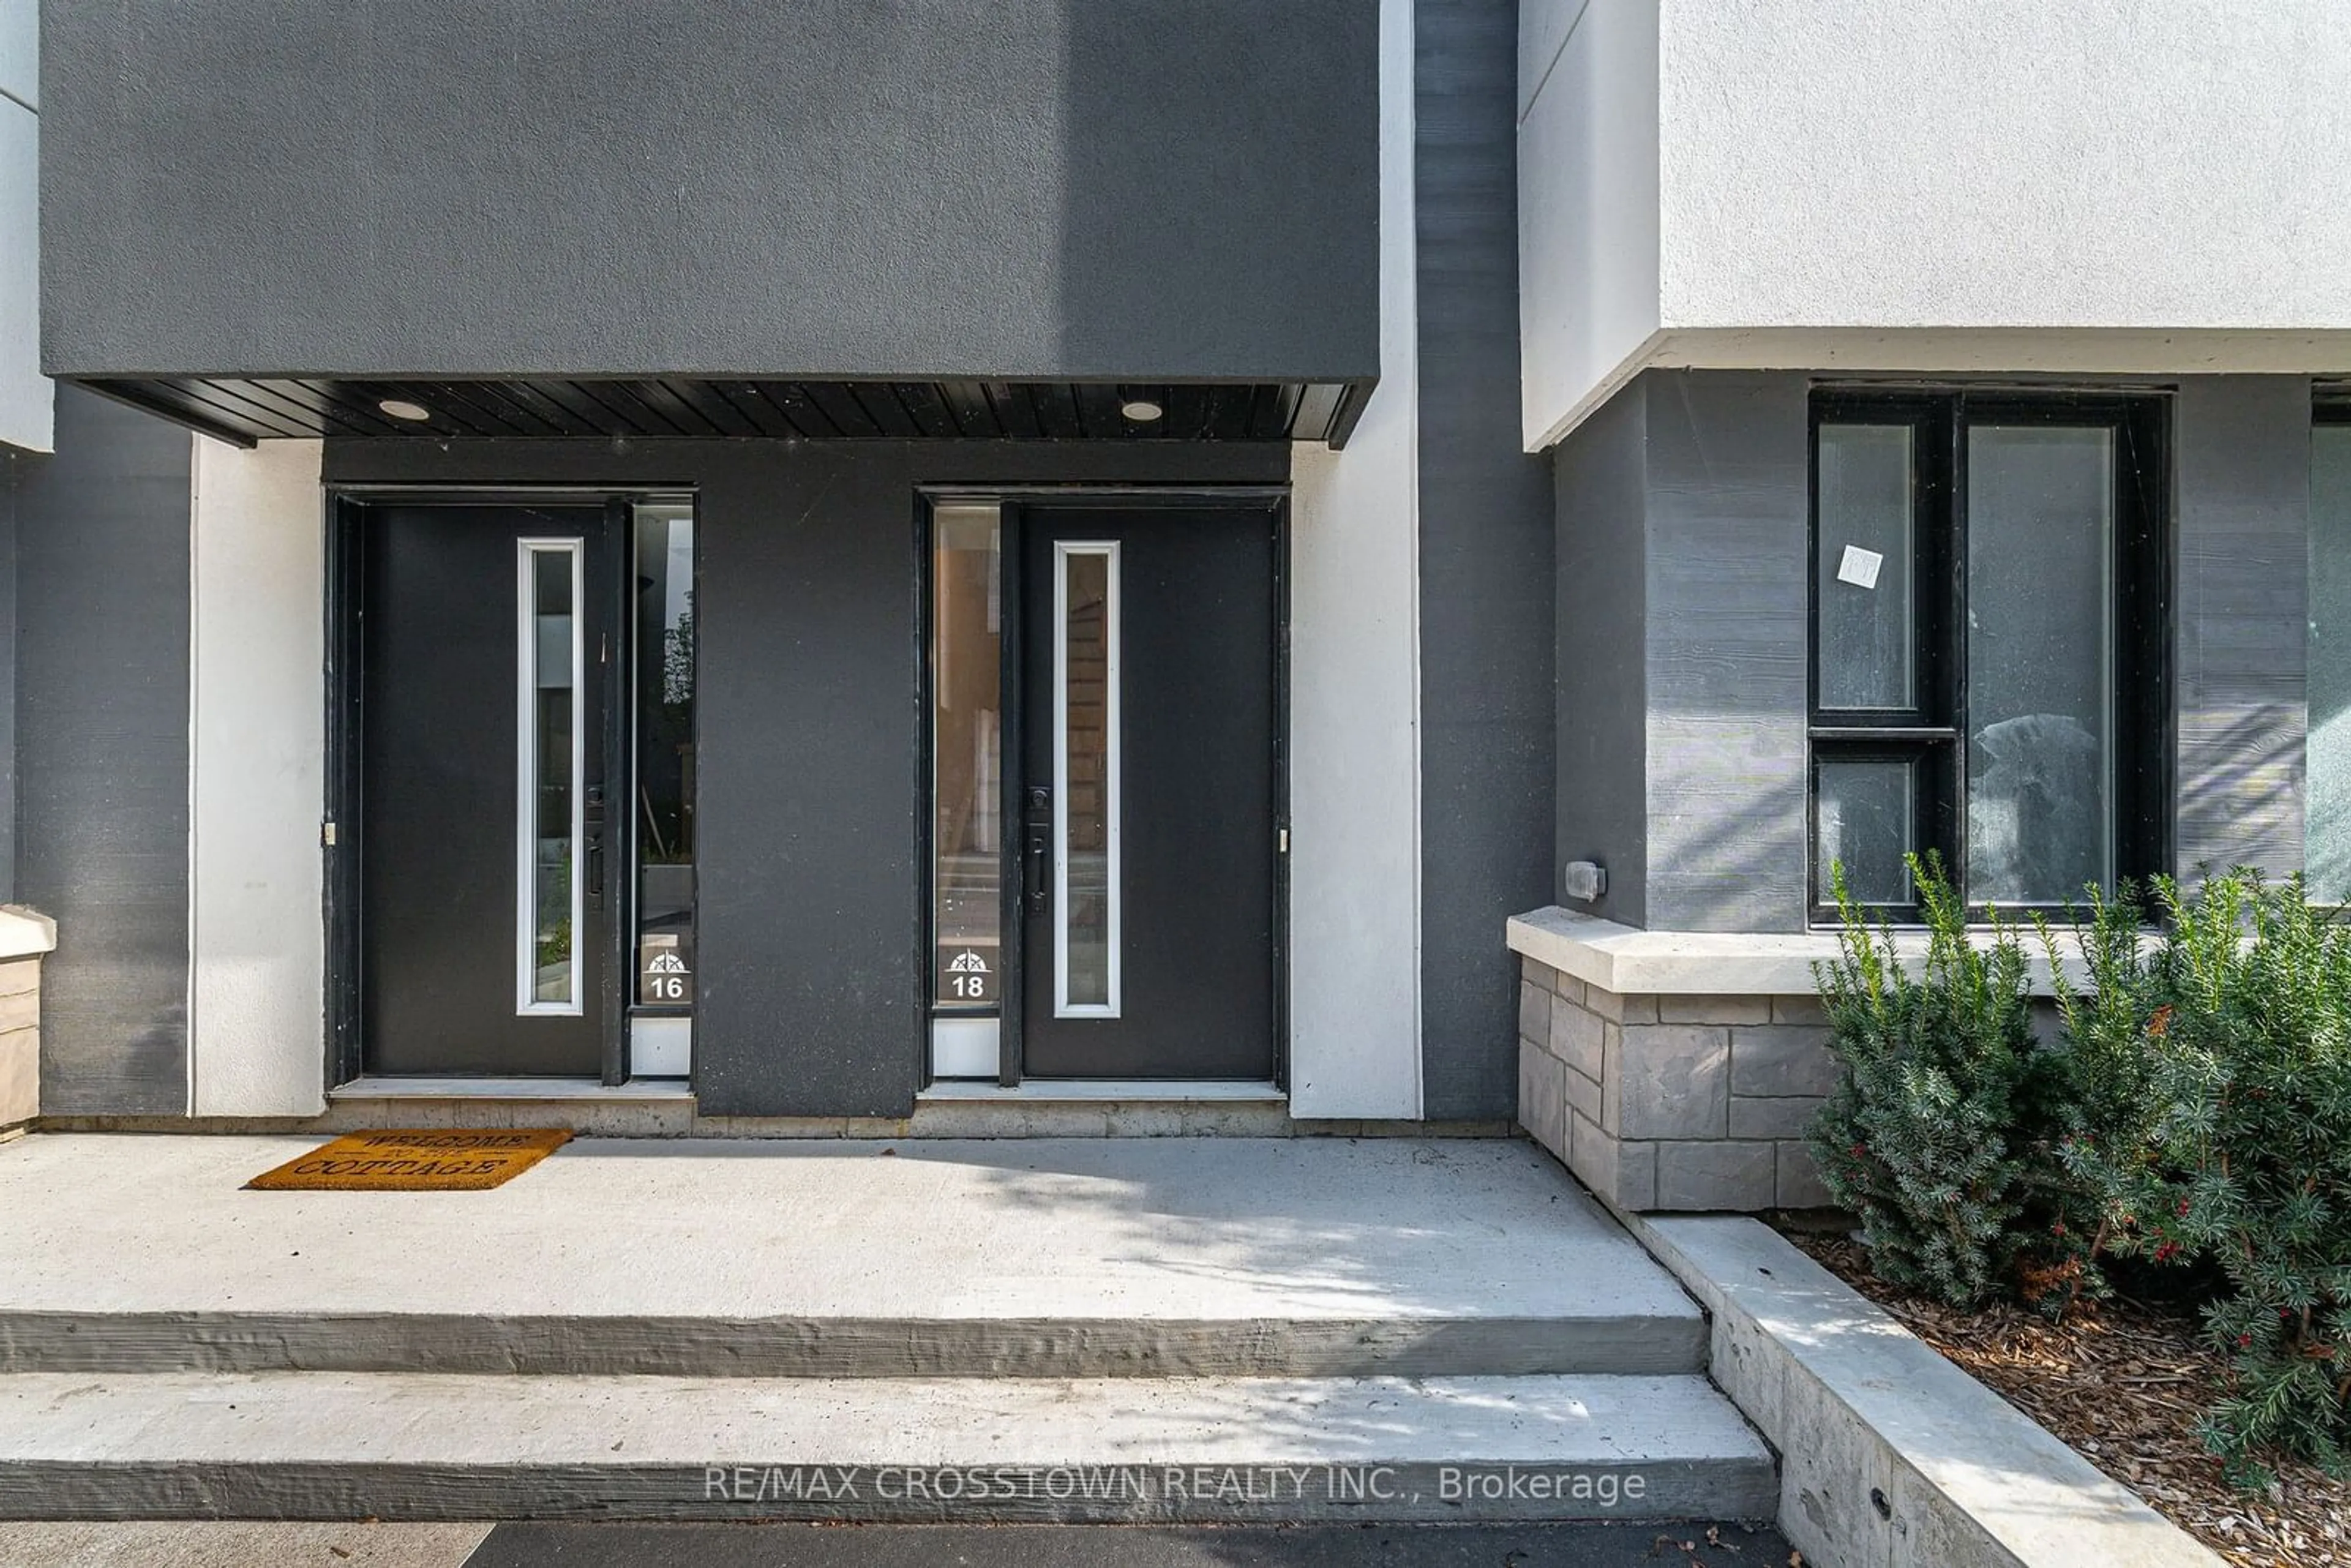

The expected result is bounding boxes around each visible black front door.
[1017,506,1278,1079]
[358,504,620,1076]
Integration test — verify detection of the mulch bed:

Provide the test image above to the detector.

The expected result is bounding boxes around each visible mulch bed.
[1780,1229,2349,1568]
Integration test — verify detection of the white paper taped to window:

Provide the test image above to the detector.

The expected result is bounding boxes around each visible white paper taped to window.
[1835,545,1884,590]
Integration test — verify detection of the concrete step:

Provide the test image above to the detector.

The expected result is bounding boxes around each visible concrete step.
[0,1371,1779,1524]
[0,1136,1710,1379]
[0,1308,1705,1380]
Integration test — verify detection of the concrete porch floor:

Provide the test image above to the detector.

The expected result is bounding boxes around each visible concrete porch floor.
[0,1135,1698,1375]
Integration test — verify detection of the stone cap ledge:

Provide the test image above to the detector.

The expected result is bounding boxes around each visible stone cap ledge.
[1509,905,2098,997]
[0,907,58,962]
[1629,1214,2222,1568]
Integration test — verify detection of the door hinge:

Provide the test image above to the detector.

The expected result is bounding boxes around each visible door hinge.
[1278,827,1289,855]
[321,820,338,847]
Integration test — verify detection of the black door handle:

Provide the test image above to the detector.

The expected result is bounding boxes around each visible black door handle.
[1024,787,1052,909]
[585,785,607,910]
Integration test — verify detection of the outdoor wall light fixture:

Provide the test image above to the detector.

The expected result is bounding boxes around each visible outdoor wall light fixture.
[377,398,433,422]
[1119,397,1164,423]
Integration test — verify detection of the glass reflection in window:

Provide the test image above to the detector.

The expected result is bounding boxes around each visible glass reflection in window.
[1965,427,2114,904]
[932,505,1003,1011]
[1817,759,1916,906]
[2312,427,2351,897]
[634,503,696,1008]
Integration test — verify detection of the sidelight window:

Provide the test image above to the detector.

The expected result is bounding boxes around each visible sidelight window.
[1809,394,2165,919]
[929,501,1005,1076]
[632,502,696,1015]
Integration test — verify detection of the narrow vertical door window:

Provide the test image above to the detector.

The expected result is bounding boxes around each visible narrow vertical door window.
[930,502,1005,1076]
[519,540,583,1013]
[1056,541,1120,1015]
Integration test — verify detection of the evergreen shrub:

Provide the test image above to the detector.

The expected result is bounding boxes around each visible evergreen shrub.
[1813,863,2351,1486]
[1807,855,2058,1309]
[2107,872,2351,1486]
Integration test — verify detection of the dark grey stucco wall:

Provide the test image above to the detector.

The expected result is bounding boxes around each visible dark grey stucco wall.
[323,438,1288,1119]
[43,2,1376,385]
[2175,377,2310,880]
[1551,371,1812,936]
[1558,370,2322,934]
[1639,373,1810,932]
[1553,381,1650,928]
[1412,0,1555,1119]
[15,384,193,1114]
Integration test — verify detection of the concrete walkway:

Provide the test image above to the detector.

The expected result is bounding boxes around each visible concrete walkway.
[0,1521,488,1568]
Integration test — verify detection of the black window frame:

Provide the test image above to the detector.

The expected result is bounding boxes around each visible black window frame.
[1807,389,2170,924]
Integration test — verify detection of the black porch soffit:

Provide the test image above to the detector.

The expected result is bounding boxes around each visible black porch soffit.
[77,378,1371,451]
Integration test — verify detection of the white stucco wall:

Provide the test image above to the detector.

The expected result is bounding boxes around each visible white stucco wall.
[0,0,47,453]
[1523,0,2351,448]
[1286,0,1422,1120]
[190,437,326,1116]
[1517,0,1659,457]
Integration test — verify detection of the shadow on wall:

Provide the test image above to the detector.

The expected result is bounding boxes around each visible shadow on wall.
[1635,708,1810,933]
[2184,700,2305,886]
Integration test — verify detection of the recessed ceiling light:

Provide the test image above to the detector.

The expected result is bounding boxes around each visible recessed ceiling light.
[1120,399,1164,423]
[378,398,432,422]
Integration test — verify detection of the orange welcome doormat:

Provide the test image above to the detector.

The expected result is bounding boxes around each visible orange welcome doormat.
[245,1129,574,1191]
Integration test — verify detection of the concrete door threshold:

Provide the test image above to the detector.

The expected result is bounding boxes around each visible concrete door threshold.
[329,1076,695,1102]
[917,1079,1284,1103]
[907,1086,1292,1137]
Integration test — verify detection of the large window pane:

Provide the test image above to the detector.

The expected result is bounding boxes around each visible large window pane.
[1965,427,2114,904]
[634,503,695,1009]
[1817,759,1916,906]
[932,505,1003,1015]
[2312,427,2351,898]
[1817,425,1916,710]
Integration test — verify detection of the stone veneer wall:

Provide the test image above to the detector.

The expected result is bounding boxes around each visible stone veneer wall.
[1516,956,1835,1211]
[0,956,42,1137]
